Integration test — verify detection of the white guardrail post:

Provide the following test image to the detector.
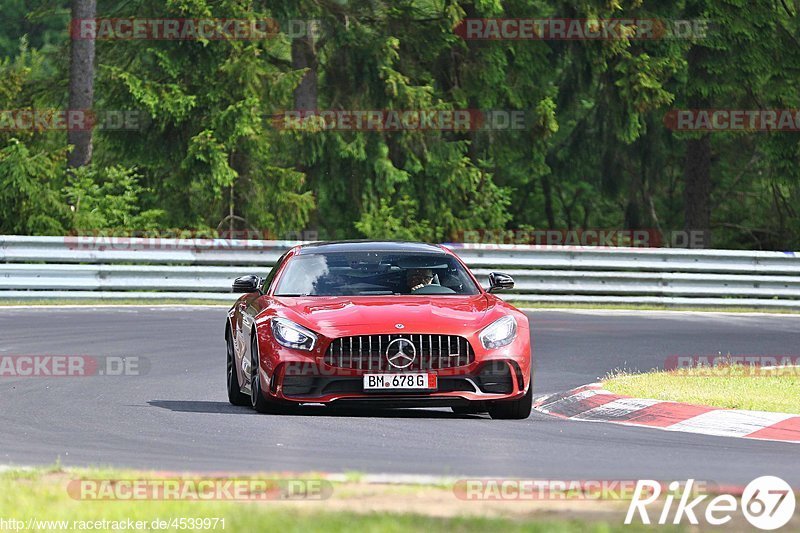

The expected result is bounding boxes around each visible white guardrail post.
[0,236,799,308]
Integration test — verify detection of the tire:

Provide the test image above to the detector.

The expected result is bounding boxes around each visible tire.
[226,329,250,406]
[250,334,281,414]
[488,378,533,420]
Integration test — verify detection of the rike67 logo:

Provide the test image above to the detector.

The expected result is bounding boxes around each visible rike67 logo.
[626,476,795,530]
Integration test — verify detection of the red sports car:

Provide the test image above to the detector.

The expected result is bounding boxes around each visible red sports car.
[225,241,532,419]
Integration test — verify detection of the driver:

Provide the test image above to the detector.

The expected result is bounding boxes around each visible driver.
[407,268,434,293]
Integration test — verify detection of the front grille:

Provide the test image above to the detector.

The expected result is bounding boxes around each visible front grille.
[324,334,474,371]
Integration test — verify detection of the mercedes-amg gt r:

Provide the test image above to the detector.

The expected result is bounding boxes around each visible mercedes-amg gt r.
[225,241,532,419]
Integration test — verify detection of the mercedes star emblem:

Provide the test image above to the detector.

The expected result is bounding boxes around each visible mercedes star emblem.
[385,338,416,369]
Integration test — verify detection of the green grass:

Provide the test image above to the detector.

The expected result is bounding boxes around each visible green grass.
[0,468,676,533]
[603,365,800,413]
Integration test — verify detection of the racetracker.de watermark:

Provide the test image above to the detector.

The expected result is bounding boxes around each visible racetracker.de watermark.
[0,356,149,377]
[664,109,800,132]
[67,478,333,501]
[452,229,710,249]
[273,109,529,131]
[0,109,144,131]
[71,18,321,40]
[281,361,501,378]
[0,518,225,531]
[665,355,800,377]
[63,230,318,252]
[454,18,709,40]
[453,479,714,501]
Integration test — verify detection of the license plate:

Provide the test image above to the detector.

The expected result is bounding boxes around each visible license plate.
[363,373,437,391]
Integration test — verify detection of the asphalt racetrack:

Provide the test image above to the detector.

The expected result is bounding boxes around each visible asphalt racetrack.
[1,307,798,486]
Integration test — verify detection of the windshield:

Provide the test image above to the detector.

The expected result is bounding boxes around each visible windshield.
[274,251,480,296]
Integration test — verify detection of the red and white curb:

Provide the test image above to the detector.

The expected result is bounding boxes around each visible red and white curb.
[533,384,800,444]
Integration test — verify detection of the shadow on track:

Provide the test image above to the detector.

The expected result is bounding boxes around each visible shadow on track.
[148,400,486,419]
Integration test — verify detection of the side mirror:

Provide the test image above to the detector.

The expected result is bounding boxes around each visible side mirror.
[488,272,514,293]
[232,275,262,294]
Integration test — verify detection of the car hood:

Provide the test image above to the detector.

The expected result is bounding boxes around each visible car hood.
[272,294,496,337]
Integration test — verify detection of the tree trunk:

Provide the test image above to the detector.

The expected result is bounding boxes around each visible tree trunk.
[540,172,556,229]
[291,34,317,110]
[291,32,318,233]
[682,32,712,248]
[67,0,96,169]
[683,134,712,247]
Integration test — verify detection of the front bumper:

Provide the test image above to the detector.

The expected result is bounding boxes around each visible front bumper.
[264,359,528,405]
[253,318,532,406]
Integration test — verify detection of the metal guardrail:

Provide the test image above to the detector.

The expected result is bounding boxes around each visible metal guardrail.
[1,236,799,308]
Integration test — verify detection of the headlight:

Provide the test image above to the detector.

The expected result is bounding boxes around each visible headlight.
[479,315,517,349]
[271,318,317,351]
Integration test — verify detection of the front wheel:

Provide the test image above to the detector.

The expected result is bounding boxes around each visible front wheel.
[488,379,533,420]
[250,335,281,414]
[227,330,249,406]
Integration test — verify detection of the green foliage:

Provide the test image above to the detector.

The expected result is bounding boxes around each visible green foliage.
[355,196,435,241]
[0,35,68,234]
[0,1,69,59]
[63,165,164,231]
[0,138,66,234]
[0,0,797,250]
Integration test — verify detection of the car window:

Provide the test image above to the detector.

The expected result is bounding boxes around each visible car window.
[274,252,480,296]
[262,251,291,293]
